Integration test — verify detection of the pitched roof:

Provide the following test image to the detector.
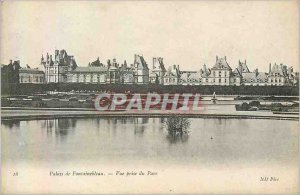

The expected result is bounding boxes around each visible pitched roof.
[71,66,107,73]
[242,72,256,83]
[152,57,166,72]
[256,72,268,81]
[19,68,44,74]
[212,56,232,70]
[134,54,149,70]
[201,64,210,77]
[238,60,250,73]
[179,71,202,83]
[164,71,177,78]
[233,68,242,77]
[149,71,158,77]
[270,63,285,75]
[242,72,268,83]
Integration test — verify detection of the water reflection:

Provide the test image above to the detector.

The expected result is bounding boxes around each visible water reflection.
[134,117,149,134]
[2,117,297,166]
[2,120,20,129]
[165,117,191,144]
[38,117,154,138]
[40,119,77,138]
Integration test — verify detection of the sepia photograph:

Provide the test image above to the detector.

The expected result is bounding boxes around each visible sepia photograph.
[1,0,299,194]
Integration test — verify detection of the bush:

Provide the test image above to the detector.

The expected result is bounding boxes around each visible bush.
[249,101,260,107]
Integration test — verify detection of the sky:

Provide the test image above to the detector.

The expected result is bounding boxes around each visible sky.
[0,0,299,72]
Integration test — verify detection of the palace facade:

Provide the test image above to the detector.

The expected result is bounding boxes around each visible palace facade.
[41,50,77,83]
[19,67,45,84]
[31,49,297,86]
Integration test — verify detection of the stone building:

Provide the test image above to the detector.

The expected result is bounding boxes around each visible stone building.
[41,49,77,83]
[19,67,45,84]
[164,65,180,85]
[68,67,107,83]
[204,56,232,85]
[267,63,288,86]
[67,58,107,83]
[120,61,135,84]
[1,60,21,84]
[242,70,268,86]
[286,66,299,86]
[200,64,211,85]
[149,57,166,84]
[133,54,149,84]
[106,58,121,84]
[179,70,202,85]
[38,50,298,86]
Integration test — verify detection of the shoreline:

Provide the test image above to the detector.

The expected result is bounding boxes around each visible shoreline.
[1,107,299,121]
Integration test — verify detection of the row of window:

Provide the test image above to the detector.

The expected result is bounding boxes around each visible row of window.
[71,74,134,83]
[243,79,268,83]
[164,78,177,83]
[212,71,228,77]
[20,76,44,83]
[270,79,283,83]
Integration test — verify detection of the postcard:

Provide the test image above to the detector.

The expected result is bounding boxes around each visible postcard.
[1,0,299,194]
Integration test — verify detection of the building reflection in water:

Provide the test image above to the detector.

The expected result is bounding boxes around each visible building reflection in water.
[41,119,77,140]
[103,117,150,134]
[2,120,20,129]
[133,117,149,135]
[37,117,190,143]
[165,117,191,144]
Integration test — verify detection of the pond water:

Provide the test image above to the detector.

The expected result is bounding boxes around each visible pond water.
[1,117,298,194]
[2,117,298,166]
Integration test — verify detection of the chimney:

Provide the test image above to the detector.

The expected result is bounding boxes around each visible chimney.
[153,57,156,69]
[55,50,59,58]
[269,63,271,73]
[245,59,246,64]
[224,56,227,60]
[239,61,242,67]
[254,68,258,76]
[9,59,12,64]
[216,56,218,61]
